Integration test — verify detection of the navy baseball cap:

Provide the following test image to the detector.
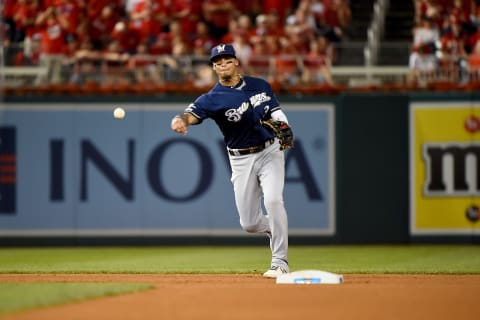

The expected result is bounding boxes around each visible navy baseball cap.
[210,44,237,62]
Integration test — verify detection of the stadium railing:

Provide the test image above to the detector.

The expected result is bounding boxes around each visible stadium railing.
[2,43,480,95]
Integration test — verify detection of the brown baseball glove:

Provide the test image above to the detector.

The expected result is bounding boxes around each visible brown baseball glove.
[261,119,294,151]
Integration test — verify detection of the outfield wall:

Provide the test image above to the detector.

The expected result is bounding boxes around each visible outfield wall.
[0,93,479,244]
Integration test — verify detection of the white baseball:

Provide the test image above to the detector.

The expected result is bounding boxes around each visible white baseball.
[113,107,126,120]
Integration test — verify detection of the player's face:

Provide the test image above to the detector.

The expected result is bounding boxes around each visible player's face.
[212,56,238,79]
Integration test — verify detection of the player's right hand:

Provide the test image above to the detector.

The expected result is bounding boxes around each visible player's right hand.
[171,116,188,135]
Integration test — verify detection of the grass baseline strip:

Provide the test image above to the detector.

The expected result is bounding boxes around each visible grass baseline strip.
[0,282,154,314]
[0,245,479,274]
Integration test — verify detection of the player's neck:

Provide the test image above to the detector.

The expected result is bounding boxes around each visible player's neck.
[219,74,242,88]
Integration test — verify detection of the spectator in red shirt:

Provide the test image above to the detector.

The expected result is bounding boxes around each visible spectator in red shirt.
[202,0,237,40]
[264,34,281,55]
[13,0,41,42]
[170,0,202,44]
[220,14,255,44]
[193,21,217,54]
[250,14,283,44]
[237,14,255,39]
[220,18,239,44]
[467,41,480,81]
[440,22,467,59]
[168,20,188,44]
[192,39,210,57]
[448,0,473,23]
[445,0,476,35]
[317,32,336,63]
[438,21,468,82]
[149,32,173,55]
[86,0,124,21]
[148,19,187,55]
[130,0,170,45]
[219,14,252,45]
[415,0,445,27]
[75,0,87,12]
[274,37,301,86]
[261,0,293,27]
[247,38,274,81]
[301,36,334,85]
[35,6,69,54]
[111,19,142,54]
[317,0,350,42]
[234,0,261,15]
[285,2,316,52]
[88,5,118,50]
[52,0,82,36]
[467,25,480,53]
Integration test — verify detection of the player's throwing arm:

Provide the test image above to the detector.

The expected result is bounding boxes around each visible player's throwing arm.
[171,113,199,135]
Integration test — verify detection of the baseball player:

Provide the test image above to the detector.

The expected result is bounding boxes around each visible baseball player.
[171,44,294,278]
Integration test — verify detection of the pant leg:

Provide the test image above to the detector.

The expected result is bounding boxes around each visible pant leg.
[229,154,270,234]
[258,142,289,269]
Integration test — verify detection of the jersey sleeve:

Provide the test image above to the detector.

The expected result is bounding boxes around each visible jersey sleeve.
[183,94,211,123]
[262,79,282,117]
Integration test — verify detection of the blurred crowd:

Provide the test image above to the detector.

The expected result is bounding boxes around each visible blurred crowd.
[408,0,480,85]
[2,0,351,88]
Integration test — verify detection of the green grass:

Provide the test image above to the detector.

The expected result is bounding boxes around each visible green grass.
[0,283,153,314]
[0,245,479,274]
[0,245,479,315]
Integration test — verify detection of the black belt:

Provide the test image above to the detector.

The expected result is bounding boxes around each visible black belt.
[228,139,274,156]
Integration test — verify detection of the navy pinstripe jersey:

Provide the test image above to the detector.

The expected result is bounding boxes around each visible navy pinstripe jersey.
[184,75,282,149]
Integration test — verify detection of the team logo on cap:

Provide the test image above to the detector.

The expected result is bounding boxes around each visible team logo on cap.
[216,44,226,52]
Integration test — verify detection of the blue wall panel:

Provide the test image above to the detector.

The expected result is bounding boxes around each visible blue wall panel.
[0,103,335,237]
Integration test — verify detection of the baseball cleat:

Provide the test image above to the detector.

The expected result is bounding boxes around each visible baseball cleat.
[263,266,289,278]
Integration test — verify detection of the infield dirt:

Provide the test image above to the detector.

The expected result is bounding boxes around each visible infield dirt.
[0,274,478,320]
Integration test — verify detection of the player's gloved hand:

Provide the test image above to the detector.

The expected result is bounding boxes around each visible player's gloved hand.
[260,119,294,151]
